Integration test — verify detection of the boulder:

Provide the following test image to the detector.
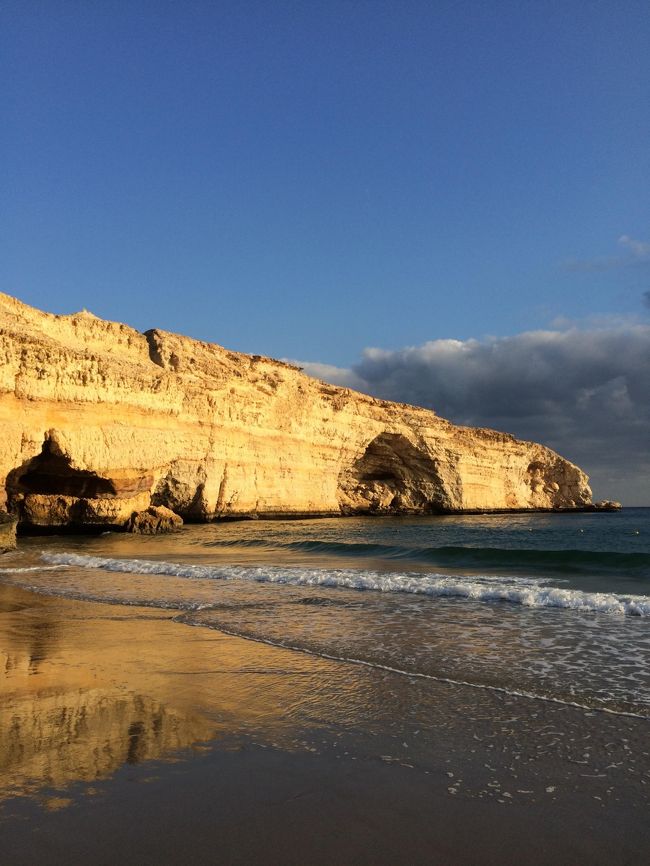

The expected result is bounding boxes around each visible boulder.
[126,506,183,535]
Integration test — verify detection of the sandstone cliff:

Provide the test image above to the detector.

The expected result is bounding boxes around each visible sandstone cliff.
[0,292,592,529]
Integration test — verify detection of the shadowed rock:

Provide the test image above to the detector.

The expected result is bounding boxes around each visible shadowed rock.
[338,433,453,514]
[126,505,183,534]
[0,513,17,552]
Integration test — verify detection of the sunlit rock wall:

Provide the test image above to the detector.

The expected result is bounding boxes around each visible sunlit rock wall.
[0,292,592,528]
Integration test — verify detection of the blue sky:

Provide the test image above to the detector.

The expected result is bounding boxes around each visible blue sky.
[2,1,649,501]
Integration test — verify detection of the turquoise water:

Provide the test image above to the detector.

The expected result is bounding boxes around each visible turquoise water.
[1,509,649,715]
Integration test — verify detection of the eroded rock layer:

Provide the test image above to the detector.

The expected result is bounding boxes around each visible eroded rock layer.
[0,292,592,529]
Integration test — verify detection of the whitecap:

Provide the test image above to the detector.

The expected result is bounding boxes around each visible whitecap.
[40,552,650,617]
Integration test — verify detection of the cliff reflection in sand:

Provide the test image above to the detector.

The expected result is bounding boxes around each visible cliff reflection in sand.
[0,583,375,806]
[0,588,216,801]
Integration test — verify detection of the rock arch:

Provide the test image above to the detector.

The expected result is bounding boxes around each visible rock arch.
[5,435,154,531]
[337,432,451,514]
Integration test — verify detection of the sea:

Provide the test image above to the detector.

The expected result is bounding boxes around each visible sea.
[1,507,649,720]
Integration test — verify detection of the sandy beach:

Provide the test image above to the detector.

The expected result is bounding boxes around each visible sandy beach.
[1,580,649,865]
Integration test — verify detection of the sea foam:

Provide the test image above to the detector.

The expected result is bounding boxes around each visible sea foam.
[40,552,650,616]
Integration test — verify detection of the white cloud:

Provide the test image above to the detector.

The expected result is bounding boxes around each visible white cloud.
[563,233,650,271]
[283,360,367,391]
[618,235,650,258]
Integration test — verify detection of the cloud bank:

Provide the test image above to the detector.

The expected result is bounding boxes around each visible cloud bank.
[296,325,650,505]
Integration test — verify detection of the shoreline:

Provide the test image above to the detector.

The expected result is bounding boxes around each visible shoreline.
[12,501,627,536]
[1,581,649,864]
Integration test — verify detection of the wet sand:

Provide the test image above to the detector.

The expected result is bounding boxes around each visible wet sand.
[1,582,649,865]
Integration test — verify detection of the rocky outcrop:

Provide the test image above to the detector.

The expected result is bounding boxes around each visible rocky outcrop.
[126,505,184,534]
[0,513,17,551]
[592,500,623,512]
[0,292,593,530]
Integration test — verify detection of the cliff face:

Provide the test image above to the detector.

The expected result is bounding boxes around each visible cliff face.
[0,292,592,529]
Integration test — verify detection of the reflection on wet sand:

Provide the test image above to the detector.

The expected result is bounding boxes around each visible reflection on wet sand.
[1,688,213,800]
[0,590,212,800]
[2,581,649,822]
[0,584,370,804]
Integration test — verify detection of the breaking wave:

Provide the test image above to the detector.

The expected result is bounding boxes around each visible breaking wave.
[39,552,650,616]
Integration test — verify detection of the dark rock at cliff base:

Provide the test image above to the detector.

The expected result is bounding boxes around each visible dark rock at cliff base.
[0,513,18,552]
[126,506,183,535]
[592,500,623,511]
